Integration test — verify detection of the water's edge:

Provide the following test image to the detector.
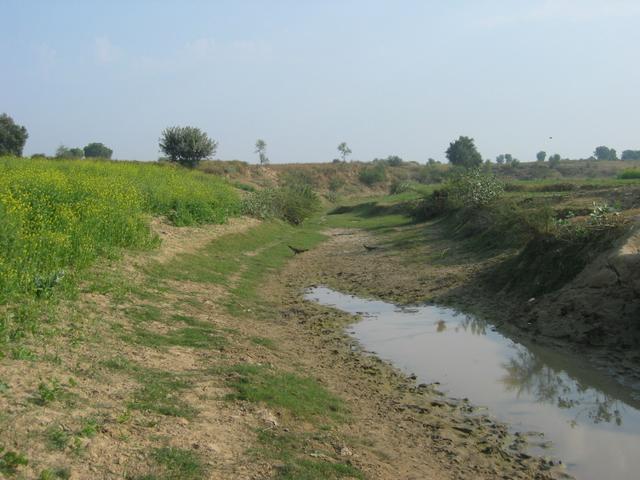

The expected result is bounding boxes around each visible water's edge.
[305,286,640,480]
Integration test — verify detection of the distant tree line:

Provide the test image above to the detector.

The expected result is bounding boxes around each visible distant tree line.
[3,111,640,168]
[54,143,113,159]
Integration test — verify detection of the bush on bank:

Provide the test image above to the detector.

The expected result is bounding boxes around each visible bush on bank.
[242,182,320,225]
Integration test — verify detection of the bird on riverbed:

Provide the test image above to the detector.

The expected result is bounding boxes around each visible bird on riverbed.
[288,245,308,255]
[363,244,379,251]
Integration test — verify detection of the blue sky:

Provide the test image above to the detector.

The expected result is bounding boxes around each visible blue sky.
[2,0,639,163]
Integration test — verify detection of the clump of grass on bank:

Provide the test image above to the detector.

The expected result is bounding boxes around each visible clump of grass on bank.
[619,168,640,179]
[242,182,320,225]
[256,430,364,480]
[0,156,240,306]
[224,364,346,421]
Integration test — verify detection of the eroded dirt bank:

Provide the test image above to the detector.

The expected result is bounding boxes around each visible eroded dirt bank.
[305,216,640,396]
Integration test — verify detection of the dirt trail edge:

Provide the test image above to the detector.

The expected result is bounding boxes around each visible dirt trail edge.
[262,228,569,480]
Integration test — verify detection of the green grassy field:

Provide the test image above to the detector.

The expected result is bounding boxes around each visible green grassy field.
[0,157,241,305]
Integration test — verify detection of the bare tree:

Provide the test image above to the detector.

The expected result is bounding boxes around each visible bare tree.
[255,139,269,165]
[337,142,351,162]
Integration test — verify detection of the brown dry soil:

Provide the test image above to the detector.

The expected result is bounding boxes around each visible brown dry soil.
[0,217,570,479]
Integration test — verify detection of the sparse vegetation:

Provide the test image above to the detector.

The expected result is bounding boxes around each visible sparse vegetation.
[358,163,386,186]
[225,364,346,421]
[151,447,206,480]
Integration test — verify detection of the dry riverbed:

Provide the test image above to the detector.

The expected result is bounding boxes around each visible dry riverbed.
[267,229,570,479]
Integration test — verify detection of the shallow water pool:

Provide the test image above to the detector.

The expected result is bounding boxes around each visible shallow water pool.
[305,286,640,480]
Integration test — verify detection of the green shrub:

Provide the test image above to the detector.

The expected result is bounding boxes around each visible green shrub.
[415,165,448,184]
[328,176,345,192]
[242,183,319,225]
[358,164,386,186]
[411,171,507,225]
[446,168,504,208]
[618,168,640,179]
[389,180,412,195]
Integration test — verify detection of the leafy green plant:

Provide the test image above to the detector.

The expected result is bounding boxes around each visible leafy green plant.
[446,168,504,208]
[358,164,386,186]
[35,379,63,405]
[389,180,412,195]
[46,426,70,450]
[588,202,621,226]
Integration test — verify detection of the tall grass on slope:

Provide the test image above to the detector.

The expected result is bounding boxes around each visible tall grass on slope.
[618,168,640,180]
[0,157,240,303]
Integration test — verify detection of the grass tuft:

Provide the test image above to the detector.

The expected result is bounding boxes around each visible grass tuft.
[152,447,205,480]
[225,365,346,421]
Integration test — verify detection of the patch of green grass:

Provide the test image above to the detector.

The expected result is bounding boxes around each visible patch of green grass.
[99,357,196,419]
[149,218,326,316]
[38,467,71,480]
[126,304,164,324]
[101,355,136,371]
[0,448,28,476]
[10,346,38,361]
[325,201,413,231]
[0,380,9,393]
[170,314,207,327]
[80,268,136,303]
[129,370,196,419]
[78,418,100,438]
[225,365,346,422]
[152,447,205,480]
[34,380,64,405]
[46,426,70,451]
[250,336,276,349]
[256,430,363,480]
[132,326,226,350]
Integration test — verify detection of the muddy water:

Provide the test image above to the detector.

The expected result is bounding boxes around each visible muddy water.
[305,287,640,480]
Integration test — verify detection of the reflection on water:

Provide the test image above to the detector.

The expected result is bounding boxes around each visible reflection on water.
[457,314,488,335]
[502,348,623,427]
[305,286,640,480]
